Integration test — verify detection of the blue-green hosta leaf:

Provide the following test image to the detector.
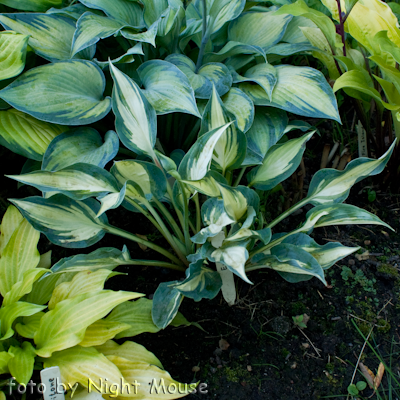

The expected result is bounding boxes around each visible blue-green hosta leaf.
[221,88,254,133]
[120,18,160,46]
[79,0,144,26]
[251,244,326,284]
[209,240,251,284]
[141,0,168,27]
[46,3,98,20]
[8,342,36,386]
[244,107,288,166]
[96,183,126,217]
[0,14,84,62]
[233,63,277,101]
[109,63,157,161]
[191,198,234,244]
[0,109,66,161]
[307,141,396,205]
[265,42,319,56]
[201,85,246,172]
[8,163,120,200]
[207,0,246,34]
[0,32,28,80]
[166,54,232,99]
[94,43,144,69]
[248,131,314,190]
[42,128,119,172]
[10,195,108,248]
[111,160,167,201]
[174,259,222,301]
[228,11,292,50]
[157,5,185,42]
[241,65,341,122]
[152,281,183,329]
[0,61,112,126]
[34,290,143,357]
[178,123,232,180]
[204,41,266,63]
[137,59,200,117]
[178,17,202,51]
[0,302,46,340]
[0,0,63,12]
[182,170,227,197]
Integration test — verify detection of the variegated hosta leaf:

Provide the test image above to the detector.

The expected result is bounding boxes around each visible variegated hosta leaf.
[137,59,200,117]
[141,0,169,27]
[241,65,341,122]
[78,320,131,347]
[48,269,117,310]
[178,123,232,180]
[0,204,23,256]
[265,42,319,57]
[15,312,44,339]
[221,87,254,133]
[96,340,162,369]
[94,43,144,69]
[0,31,28,80]
[0,302,46,340]
[42,128,119,172]
[0,109,66,161]
[244,107,288,166]
[8,342,36,385]
[182,171,227,197]
[166,54,232,98]
[43,346,125,394]
[228,11,292,50]
[0,61,112,125]
[109,63,157,161]
[120,18,160,46]
[10,195,108,248]
[152,281,183,329]
[0,13,81,62]
[218,183,249,221]
[79,0,144,27]
[96,183,126,217]
[0,0,63,11]
[111,159,167,201]
[8,163,120,201]
[307,141,396,205]
[251,243,327,284]
[248,131,314,190]
[0,218,40,298]
[34,291,143,357]
[204,41,266,64]
[174,259,222,301]
[208,0,246,34]
[46,3,96,19]
[209,240,251,284]
[234,63,277,101]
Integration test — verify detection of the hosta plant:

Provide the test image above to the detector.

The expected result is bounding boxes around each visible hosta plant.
[0,205,193,399]
[0,0,395,328]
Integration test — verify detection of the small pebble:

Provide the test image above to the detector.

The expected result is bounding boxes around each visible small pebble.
[291,362,297,369]
[247,365,252,372]
[364,240,371,246]
[348,259,355,266]
[192,366,200,372]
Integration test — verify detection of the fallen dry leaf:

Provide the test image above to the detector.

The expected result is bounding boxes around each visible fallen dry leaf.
[136,234,149,251]
[359,362,375,389]
[219,339,230,351]
[355,250,369,261]
[192,366,200,372]
[247,365,252,372]
[374,362,385,389]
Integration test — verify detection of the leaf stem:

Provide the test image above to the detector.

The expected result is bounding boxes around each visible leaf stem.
[178,181,193,253]
[233,167,247,187]
[195,0,209,73]
[153,197,185,242]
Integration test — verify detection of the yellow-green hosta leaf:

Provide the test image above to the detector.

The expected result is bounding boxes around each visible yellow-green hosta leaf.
[0,61,111,126]
[371,55,400,96]
[0,204,23,256]
[48,269,116,309]
[0,14,81,62]
[242,65,341,122]
[0,0,63,11]
[10,195,109,248]
[228,10,292,50]
[96,340,162,368]
[137,59,200,117]
[15,312,44,339]
[373,30,400,65]
[34,291,143,357]
[0,31,28,81]
[0,109,66,161]
[0,351,12,374]
[0,218,40,297]
[43,346,124,394]
[25,274,60,305]
[78,320,131,347]
[307,141,396,205]
[109,62,157,160]
[8,342,36,385]
[248,131,314,190]
[0,302,46,340]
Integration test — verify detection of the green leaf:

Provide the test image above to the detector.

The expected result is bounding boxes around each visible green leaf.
[218,183,248,221]
[0,0,63,12]
[248,131,314,190]
[42,128,119,171]
[307,141,396,205]
[207,0,246,34]
[0,204,24,256]
[152,281,183,329]
[94,43,144,69]
[348,384,359,396]
[166,54,232,98]
[78,320,131,347]
[138,59,200,117]
[228,11,292,50]
[141,0,168,27]
[8,342,36,385]
[0,32,28,80]
[0,351,12,374]
[0,61,112,125]
[204,41,266,64]
[241,65,341,122]
[0,14,80,62]
[10,195,108,248]
[0,109,66,161]
[109,62,157,161]
[34,290,143,357]
[15,312,44,339]
[356,381,367,391]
